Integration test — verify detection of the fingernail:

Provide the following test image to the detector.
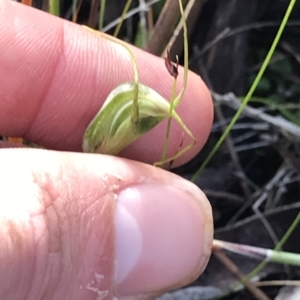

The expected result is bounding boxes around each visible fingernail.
[114,182,212,298]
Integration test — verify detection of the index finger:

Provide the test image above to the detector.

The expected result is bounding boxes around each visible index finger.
[0,0,213,166]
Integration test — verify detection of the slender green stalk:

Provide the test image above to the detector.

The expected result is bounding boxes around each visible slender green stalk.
[91,33,139,86]
[106,39,139,122]
[174,0,188,107]
[191,0,297,182]
[99,0,106,30]
[72,0,78,22]
[49,0,60,16]
[82,26,139,122]
[161,0,189,165]
[114,0,133,37]
[275,212,300,250]
[161,78,177,165]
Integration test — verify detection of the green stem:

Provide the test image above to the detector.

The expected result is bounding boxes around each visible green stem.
[99,0,106,30]
[114,0,133,38]
[161,78,178,165]
[160,0,188,166]
[72,0,78,22]
[49,0,60,16]
[174,0,188,108]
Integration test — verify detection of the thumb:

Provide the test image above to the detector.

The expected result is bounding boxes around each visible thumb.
[0,148,213,300]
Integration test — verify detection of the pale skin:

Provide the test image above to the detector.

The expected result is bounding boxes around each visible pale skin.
[0,1,214,300]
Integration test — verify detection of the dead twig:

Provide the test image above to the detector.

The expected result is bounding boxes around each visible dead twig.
[212,91,300,140]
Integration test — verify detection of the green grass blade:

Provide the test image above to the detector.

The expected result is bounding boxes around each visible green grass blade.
[191,0,297,182]
[99,0,107,30]
[49,0,60,16]
[114,0,133,37]
[161,0,188,166]
[72,0,79,22]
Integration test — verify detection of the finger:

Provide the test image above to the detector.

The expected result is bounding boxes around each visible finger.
[0,0,213,166]
[0,148,213,300]
[0,141,26,148]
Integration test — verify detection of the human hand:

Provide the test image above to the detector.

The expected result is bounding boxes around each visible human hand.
[0,1,214,300]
